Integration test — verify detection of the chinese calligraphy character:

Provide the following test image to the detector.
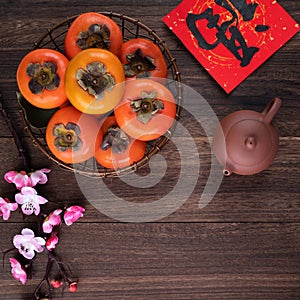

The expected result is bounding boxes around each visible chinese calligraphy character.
[186,0,270,67]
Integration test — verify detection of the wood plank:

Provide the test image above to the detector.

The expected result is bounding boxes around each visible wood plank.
[0,223,299,299]
[1,90,300,139]
[0,137,298,223]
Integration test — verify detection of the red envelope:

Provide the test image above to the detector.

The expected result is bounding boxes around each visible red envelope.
[163,0,299,93]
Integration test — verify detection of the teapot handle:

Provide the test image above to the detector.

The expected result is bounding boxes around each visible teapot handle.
[261,97,282,124]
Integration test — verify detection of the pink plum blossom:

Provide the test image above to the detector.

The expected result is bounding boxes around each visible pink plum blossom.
[43,209,62,233]
[15,187,48,216]
[4,168,51,190]
[0,197,18,220]
[13,228,45,260]
[4,171,31,190]
[9,258,27,285]
[63,206,85,226]
[46,232,59,251]
[30,168,51,186]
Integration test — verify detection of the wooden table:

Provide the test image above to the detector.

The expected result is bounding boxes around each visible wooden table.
[0,1,299,299]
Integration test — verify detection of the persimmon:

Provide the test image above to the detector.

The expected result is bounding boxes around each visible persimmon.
[64,48,125,115]
[16,49,68,109]
[95,116,146,169]
[45,105,102,164]
[120,38,168,80]
[114,78,176,141]
[64,12,123,59]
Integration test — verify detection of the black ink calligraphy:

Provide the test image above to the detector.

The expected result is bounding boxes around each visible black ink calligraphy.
[186,0,270,67]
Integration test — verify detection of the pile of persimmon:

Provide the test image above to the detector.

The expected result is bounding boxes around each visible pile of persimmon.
[16,12,176,169]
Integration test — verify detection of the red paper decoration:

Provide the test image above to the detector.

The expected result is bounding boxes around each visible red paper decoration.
[163,0,299,93]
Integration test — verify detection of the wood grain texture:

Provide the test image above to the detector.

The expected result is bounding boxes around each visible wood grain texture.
[0,0,299,299]
[0,223,300,300]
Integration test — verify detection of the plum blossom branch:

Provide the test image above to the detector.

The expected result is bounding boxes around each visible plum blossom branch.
[2,197,84,299]
[0,93,30,171]
[32,250,78,300]
[0,92,85,299]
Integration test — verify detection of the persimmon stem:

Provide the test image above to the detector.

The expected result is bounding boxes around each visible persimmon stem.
[0,93,31,171]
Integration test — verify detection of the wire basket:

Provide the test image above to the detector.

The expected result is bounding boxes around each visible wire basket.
[20,12,182,178]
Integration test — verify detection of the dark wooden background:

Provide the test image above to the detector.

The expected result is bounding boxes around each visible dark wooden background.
[0,0,299,299]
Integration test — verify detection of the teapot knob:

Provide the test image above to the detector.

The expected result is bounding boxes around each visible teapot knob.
[245,136,257,149]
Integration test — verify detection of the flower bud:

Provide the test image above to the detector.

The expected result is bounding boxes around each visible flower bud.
[69,282,78,292]
[50,279,63,288]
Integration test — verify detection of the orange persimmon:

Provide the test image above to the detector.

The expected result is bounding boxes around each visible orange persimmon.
[64,12,123,59]
[45,105,102,164]
[120,38,168,80]
[95,116,146,169]
[64,48,125,115]
[16,48,69,109]
[114,78,176,141]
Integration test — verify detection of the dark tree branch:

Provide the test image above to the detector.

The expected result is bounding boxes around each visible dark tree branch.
[0,93,31,171]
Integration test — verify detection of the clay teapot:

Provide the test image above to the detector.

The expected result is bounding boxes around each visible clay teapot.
[213,97,282,176]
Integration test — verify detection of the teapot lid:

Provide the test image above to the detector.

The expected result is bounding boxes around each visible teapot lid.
[213,98,281,176]
[223,118,278,175]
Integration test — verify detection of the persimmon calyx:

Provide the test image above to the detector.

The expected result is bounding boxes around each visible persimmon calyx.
[75,62,115,100]
[26,62,60,94]
[52,122,82,152]
[101,125,130,154]
[124,48,156,78]
[76,24,111,50]
[130,90,164,124]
